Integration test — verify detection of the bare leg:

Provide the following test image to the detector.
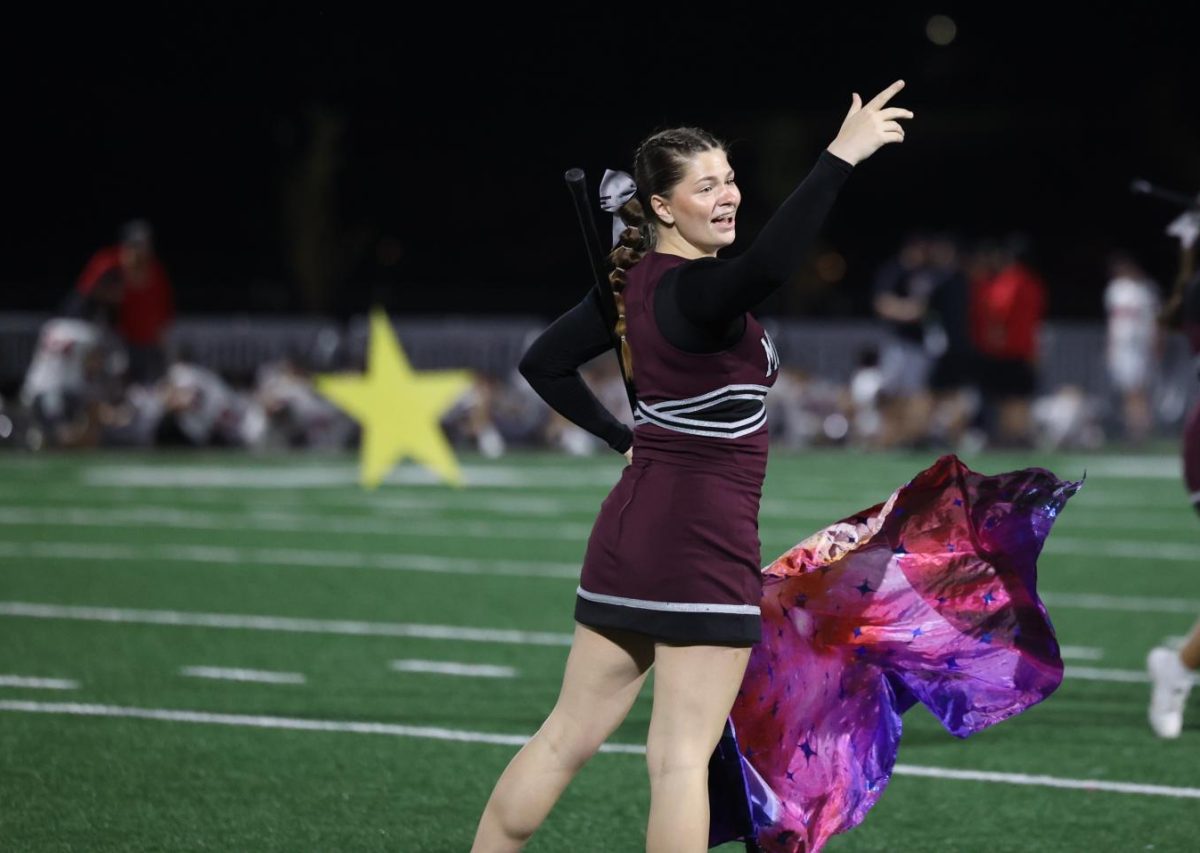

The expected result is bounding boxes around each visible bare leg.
[644,643,752,853]
[899,391,933,446]
[931,388,976,446]
[1123,389,1153,444]
[1180,617,1200,670]
[998,397,1032,446]
[471,623,653,852]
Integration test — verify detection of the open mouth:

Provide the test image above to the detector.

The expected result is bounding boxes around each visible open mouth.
[712,214,736,229]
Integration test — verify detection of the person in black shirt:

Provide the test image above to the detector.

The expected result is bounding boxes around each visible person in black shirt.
[925,232,982,447]
[871,233,936,446]
[472,80,912,852]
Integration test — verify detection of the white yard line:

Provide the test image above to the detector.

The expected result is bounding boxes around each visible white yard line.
[1067,493,1190,509]
[1066,666,1150,684]
[0,506,593,541]
[0,699,1196,799]
[1069,457,1182,480]
[1046,537,1200,562]
[81,464,623,490]
[3,530,1200,597]
[179,666,306,685]
[390,660,516,678]
[5,482,1194,524]
[6,500,1199,539]
[0,601,575,646]
[0,588,1193,658]
[0,488,591,517]
[0,675,79,690]
[1047,514,1200,533]
[1064,666,1199,685]
[0,541,579,579]
[890,764,1200,799]
[1042,592,1200,615]
[4,499,1200,556]
[0,601,1181,685]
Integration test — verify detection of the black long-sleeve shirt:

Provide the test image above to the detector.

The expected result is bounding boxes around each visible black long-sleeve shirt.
[519,149,854,453]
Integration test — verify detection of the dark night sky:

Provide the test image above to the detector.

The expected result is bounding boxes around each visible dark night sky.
[4,5,1197,323]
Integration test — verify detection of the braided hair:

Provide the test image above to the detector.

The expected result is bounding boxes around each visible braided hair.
[606,127,727,381]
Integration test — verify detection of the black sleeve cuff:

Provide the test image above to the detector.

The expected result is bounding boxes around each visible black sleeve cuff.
[819,148,855,175]
[609,426,633,454]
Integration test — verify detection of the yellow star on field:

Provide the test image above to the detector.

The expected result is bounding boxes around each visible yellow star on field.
[315,308,473,488]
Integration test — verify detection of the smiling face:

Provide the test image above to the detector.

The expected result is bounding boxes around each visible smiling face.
[649,147,740,258]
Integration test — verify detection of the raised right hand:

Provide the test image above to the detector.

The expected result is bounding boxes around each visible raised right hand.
[826,79,913,167]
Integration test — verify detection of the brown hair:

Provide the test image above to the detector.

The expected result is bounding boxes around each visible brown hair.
[605,127,727,381]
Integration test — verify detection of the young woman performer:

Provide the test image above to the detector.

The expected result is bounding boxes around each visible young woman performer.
[470,80,912,852]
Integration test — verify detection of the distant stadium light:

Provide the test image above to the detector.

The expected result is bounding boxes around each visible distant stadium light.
[926,14,957,46]
[816,251,847,283]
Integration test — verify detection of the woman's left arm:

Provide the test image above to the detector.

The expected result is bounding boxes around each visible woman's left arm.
[519,286,633,454]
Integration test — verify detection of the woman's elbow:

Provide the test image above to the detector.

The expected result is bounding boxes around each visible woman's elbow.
[519,350,560,392]
[517,350,540,383]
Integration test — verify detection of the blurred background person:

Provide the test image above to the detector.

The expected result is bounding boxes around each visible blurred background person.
[924,232,982,450]
[1148,219,1200,739]
[18,318,114,448]
[847,346,885,447]
[255,354,356,450]
[442,371,511,459]
[1103,251,1161,444]
[872,232,935,447]
[766,367,851,449]
[534,358,633,456]
[155,348,265,448]
[969,233,1047,447]
[69,219,175,385]
[1030,384,1105,451]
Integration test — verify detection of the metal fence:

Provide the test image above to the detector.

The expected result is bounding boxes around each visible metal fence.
[1,312,1194,418]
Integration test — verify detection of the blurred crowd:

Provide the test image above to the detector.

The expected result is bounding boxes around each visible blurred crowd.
[3,221,354,452]
[434,226,1166,456]
[0,223,1174,456]
[857,230,1163,452]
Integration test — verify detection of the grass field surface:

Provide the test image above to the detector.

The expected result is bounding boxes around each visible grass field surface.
[0,448,1197,851]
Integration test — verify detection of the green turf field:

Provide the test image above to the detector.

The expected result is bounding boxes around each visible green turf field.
[0,448,1197,852]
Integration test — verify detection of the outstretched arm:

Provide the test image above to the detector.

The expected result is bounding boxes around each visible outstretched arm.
[669,80,913,330]
[669,150,854,328]
[518,287,633,454]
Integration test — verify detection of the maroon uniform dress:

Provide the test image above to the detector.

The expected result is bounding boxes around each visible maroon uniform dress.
[574,252,782,645]
[519,149,855,647]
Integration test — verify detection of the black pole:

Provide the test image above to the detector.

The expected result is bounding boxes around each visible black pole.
[564,168,612,290]
[564,167,638,416]
[1130,179,1199,210]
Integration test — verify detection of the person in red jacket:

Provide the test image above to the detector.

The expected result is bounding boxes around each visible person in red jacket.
[74,219,175,383]
[969,234,1046,445]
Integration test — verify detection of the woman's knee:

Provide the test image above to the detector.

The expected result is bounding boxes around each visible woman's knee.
[537,709,610,772]
[644,732,717,782]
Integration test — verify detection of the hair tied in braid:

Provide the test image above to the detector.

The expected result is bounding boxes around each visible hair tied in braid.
[599,169,650,292]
